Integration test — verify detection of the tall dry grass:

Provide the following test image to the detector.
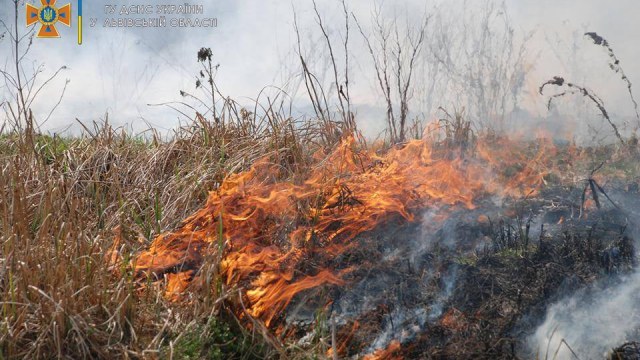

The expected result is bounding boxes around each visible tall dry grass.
[0,109,344,358]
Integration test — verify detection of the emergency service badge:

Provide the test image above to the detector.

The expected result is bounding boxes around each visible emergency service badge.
[26,0,71,38]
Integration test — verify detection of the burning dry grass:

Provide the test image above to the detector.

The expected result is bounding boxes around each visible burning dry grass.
[0,115,322,358]
[1,115,639,359]
[132,130,559,330]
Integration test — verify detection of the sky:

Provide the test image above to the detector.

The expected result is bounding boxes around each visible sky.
[1,0,639,136]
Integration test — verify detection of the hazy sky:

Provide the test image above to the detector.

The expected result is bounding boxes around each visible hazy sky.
[1,0,639,135]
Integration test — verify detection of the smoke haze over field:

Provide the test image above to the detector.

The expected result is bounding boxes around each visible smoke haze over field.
[3,2,640,358]
[1,0,639,137]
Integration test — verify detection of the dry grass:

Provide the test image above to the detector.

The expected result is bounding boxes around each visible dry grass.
[2,108,639,359]
[0,110,347,359]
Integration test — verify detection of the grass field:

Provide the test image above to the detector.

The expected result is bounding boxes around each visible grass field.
[0,116,319,358]
[1,2,639,357]
[1,112,639,359]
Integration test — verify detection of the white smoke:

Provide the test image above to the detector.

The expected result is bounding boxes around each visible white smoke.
[528,271,640,359]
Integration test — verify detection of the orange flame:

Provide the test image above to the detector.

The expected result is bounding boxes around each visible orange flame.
[363,340,403,360]
[440,308,468,332]
[134,133,556,327]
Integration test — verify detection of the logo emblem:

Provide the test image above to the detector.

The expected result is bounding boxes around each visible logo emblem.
[26,0,71,38]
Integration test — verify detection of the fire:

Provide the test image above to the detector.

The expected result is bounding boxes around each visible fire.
[440,308,468,332]
[363,340,403,360]
[133,133,556,328]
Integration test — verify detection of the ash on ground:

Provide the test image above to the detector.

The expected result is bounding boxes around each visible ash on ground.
[285,185,640,359]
